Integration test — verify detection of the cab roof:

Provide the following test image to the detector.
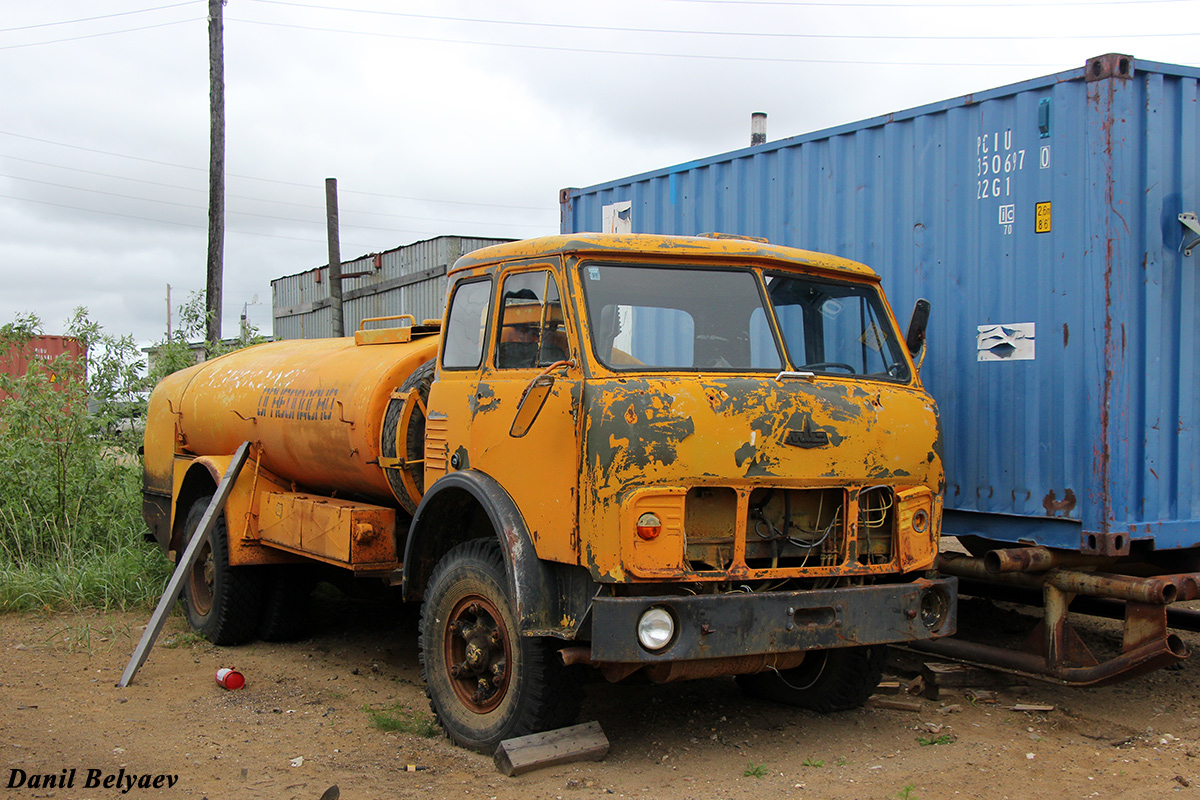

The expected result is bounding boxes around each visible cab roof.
[449,233,880,281]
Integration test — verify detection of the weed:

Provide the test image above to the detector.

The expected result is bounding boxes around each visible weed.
[916,733,956,746]
[363,703,439,738]
[744,761,769,779]
[0,306,260,613]
[835,756,848,767]
[802,757,825,768]
[161,630,207,649]
[897,784,919,800]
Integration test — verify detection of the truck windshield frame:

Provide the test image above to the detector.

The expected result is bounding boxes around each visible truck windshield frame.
[578,260,910,382]
[763,271,912,382]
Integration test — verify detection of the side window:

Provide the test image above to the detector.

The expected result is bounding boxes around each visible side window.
[496,271,570,369]
[442,279,492,369]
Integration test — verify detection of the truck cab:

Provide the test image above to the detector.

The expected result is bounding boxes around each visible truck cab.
[410,234,954,748]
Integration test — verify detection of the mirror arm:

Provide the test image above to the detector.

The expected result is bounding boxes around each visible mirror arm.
[510,359,575,438]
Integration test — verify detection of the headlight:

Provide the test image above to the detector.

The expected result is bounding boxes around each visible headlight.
[920,587,949,630]
[637,607,675,651]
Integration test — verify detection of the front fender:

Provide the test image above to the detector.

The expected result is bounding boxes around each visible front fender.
[403,469,592,637]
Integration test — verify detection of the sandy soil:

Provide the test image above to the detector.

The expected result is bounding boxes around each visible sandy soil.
[3,588,1200,800]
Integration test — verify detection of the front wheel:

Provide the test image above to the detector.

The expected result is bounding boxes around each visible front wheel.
[180,494,264,645]
[736,645,885,713]
[419,539,582,753]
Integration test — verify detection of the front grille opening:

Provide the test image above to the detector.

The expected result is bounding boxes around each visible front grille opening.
[744,487,846,569]
[857,486,895,565]
[684,486,738,571]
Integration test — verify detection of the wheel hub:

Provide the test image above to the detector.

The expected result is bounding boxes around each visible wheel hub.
[188,542,215,615]
[444,595,511,713]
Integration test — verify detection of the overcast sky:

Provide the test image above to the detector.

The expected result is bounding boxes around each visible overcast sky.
[2,0,1196,346]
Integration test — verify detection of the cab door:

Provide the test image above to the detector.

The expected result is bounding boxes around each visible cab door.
[469,263,582,564]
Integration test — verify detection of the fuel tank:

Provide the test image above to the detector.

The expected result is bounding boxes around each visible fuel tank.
[143,331,439,505]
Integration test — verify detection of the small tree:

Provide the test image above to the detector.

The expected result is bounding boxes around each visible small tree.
[148,291,266,383]
[0,310,150,580]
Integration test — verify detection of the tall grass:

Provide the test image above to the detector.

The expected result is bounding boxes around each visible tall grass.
[0,311,171,611]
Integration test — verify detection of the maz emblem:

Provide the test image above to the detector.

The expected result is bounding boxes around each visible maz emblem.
[784,425,830,449]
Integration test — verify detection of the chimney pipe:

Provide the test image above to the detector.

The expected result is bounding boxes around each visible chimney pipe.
[751,112,767,146]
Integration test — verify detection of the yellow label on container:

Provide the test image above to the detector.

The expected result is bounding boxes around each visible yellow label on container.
[1035,202,1052,233]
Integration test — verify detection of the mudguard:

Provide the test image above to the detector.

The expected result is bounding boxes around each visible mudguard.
[402,469,593,638]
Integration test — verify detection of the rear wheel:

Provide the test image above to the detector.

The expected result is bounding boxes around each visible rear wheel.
[736,645,885,713]
[180,494,264,645]
[419,539,582,753]
[258,565,316,642]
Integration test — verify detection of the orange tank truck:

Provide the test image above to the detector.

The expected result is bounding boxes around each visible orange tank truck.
[141,234,957,755]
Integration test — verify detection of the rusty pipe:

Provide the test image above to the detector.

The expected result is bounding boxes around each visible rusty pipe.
[1151,574,1200,601]
[955,577,1200,633]
[908,633,1187,687]
[642,651,809,684]
[939,554,1178,604]
[1048,570,1176,605]
[559,646,593,666]
[983,546,1112,574]
[560,646,811,684]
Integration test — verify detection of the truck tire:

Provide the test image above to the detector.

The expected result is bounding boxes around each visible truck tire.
[258,565,316,642]
[180,494,264,645]
[735,645,885,713]
[419,539,582,753]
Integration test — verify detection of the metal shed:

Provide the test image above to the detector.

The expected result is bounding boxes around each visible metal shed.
[560,54,1200,557]
[271,235,512,340]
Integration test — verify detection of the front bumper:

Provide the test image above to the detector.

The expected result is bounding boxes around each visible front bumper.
[589,577,956,663]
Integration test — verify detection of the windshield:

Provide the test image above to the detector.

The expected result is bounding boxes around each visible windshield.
[580,264,781,371]
[765,273,911,380]
[579,262,909,381]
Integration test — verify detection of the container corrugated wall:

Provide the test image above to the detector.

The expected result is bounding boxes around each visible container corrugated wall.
[271,235,511,340]
[561,55,1200,553]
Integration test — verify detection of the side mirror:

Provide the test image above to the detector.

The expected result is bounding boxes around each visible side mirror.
[510,374,555,438]
[905,298,930,356]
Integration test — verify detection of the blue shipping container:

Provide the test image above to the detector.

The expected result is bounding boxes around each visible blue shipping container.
[560,54,1200,558]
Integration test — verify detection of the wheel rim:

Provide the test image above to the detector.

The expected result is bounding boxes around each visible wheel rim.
[188,542,215,616]
[443,593,512,714]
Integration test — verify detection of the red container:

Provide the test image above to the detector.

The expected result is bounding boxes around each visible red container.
[0,335,85,400]
[215,668,245,690]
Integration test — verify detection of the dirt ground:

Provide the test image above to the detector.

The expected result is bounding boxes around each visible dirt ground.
[3,586,1200,800]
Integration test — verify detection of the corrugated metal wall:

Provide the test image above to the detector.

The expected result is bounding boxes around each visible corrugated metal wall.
[272,236,511,340]
[561,55,1200,551]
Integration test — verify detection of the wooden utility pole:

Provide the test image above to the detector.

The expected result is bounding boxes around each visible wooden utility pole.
[205,0,225,353]
[325,177,344,337]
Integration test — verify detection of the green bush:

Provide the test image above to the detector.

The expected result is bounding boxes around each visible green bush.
[0,310,169,611]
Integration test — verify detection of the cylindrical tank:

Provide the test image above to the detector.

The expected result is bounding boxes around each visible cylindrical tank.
[144,334,439,504]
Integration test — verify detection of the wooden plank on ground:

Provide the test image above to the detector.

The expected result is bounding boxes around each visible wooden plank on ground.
[494,721,609,777]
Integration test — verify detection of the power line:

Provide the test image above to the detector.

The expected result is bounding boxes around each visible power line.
[228,17,1076,67]
[1,156,554,219]
[0,17,202,51]
[0,2,201,33]
[0,172,553,231]
[243,0,1200,41]
[0,191,368,246]
[0,131,550,211]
